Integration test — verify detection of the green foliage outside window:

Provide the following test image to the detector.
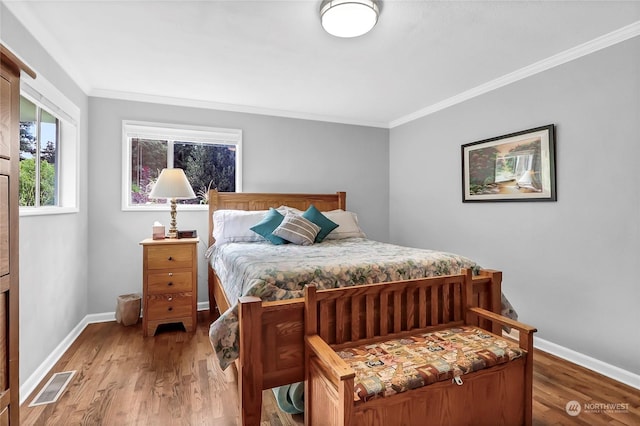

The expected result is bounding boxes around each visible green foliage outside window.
[19,96,59,207]
[175,143,236,204]
[130,139,236,205]
[19,159,56,206]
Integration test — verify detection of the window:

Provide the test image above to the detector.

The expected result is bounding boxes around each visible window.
[19,96,59,207]
[122,121,242,210]
[19,75,80,216]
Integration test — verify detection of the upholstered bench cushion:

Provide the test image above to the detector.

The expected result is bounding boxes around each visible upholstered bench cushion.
[335,326,526,403]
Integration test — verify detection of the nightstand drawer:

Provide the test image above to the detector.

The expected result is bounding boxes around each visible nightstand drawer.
[147,271,192,294]
[146,293,192,319]
[146,245,193,269]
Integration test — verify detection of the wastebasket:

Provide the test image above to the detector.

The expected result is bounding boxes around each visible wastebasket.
[116,293,142,326]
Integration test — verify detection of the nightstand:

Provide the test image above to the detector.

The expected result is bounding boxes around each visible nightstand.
[139,237,199,336]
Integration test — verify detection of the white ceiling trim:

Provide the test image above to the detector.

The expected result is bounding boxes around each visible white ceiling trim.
[389,20,640,129]
[90,88,389,129]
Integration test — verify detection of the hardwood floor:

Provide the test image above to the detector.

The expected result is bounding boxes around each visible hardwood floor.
[21,311,639,425]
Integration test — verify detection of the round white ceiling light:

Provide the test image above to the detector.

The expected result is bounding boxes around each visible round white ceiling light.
[320,0,380,38]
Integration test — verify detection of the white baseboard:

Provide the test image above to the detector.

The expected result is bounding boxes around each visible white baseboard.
[534,337,640,390]
[22,303,635,406]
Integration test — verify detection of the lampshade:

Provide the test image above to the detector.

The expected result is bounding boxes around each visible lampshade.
[149,168,195,239]
[149,168,196,200]
[320,0,379,38]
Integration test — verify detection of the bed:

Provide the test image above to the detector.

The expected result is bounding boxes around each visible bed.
[206,190,514,425]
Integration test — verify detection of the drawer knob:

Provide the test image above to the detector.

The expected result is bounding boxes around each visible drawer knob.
[168,307,173,312]
[168,273,173,277]
[168,297,173,301]
[168,282,173,286]
[168,256,173,261]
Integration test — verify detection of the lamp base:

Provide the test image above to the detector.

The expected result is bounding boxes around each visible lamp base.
[168,198,178,238]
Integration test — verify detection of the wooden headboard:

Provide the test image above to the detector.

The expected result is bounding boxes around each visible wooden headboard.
[207,190,346,246]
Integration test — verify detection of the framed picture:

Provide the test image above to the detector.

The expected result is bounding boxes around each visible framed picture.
[461,124,556,202]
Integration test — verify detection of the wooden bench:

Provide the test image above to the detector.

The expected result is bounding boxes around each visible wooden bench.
[235,268,503,425]
[303,269,537,426]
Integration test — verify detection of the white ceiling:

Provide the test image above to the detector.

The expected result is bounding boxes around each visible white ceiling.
[4,0,640,127]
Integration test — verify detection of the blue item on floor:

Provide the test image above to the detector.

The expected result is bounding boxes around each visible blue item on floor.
[272,381,304,414]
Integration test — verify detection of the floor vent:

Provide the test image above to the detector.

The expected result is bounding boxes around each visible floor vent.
[29,370,76,407]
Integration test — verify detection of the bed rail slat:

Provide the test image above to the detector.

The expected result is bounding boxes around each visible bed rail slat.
[443,283,450,322]
[380,291,389,337]
[351,296,360,341]
[453,281,462,322]
[406,288,415,330]
[418,287,427,328]
[393,291,402,333]
[431,286,439,326]
[335,298,346,344]
[365,294,375,339]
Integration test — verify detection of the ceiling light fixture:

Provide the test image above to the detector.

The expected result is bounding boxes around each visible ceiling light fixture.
[320,0,380,38]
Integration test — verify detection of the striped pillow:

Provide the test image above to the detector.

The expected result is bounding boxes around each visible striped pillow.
[272,213,321,246]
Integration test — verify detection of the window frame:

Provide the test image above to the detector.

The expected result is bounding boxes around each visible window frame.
[19,74,80,217]
[121,120,243,211]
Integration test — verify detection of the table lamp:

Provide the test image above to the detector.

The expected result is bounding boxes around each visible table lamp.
[149,168,196,238]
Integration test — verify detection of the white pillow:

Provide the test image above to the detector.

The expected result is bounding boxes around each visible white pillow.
[323,210,367,239]
[212,210,270,245]
[277,205,303,214]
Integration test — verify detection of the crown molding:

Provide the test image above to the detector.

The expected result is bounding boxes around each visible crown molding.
[90,88,389,128]
[389,20,640,129]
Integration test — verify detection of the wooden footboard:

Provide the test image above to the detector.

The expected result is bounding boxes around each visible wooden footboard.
[234,270,502,426]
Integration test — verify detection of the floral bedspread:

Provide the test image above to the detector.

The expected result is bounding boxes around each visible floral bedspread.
[207,238,516,370]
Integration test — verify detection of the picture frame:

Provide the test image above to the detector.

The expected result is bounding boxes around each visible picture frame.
[461,124,556,202]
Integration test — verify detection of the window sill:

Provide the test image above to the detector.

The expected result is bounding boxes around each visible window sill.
[19,206,79,217]
[121,204,208,212]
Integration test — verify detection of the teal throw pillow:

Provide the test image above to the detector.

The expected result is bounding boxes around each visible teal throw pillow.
[250,208,287,245]
[302,204,339,243]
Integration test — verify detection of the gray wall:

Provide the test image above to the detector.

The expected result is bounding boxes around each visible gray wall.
[87,98,389,313]
[389,37,640,374]
[1,3,90,387]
